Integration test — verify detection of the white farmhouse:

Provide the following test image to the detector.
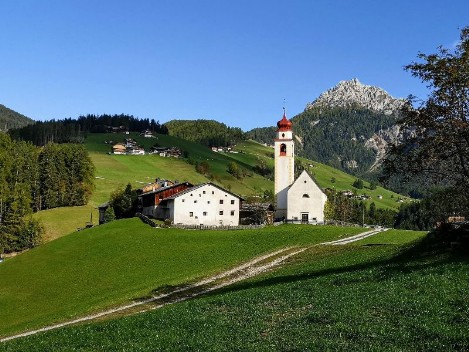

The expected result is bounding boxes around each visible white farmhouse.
[161,183,243,226]
[274,109,327,223]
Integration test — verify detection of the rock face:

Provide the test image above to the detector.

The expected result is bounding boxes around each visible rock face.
[298,79,406,173]
[305,78,405,115]
[364,125,402,171]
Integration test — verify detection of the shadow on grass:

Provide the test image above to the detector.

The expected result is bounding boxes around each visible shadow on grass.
[206,233,469,298]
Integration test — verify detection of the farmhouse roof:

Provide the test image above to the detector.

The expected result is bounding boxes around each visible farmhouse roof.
[140,181,193,196]
[163,182,244,201]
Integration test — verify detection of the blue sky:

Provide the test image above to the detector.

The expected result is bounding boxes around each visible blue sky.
[1,0,468,130]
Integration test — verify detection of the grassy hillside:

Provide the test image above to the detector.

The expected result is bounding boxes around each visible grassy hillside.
[0,220,363,337]
[5,230,466,352]
[35,133,409,241]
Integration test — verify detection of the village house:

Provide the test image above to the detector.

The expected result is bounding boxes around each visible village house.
[111,138,145,155]
[150,146,182,158]
[140,181,193,219]
[140,130,153,138]
[140,182,243,226]
[112,143,126,154]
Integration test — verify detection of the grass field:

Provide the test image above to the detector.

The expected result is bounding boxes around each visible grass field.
[0,220,363,338]
[4,230,466,352]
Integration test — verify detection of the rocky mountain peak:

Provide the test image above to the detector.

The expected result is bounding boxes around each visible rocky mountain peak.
[305,78,404,115]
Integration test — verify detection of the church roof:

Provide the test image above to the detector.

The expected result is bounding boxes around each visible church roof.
[289,170,326,194]
[277,111,292,131]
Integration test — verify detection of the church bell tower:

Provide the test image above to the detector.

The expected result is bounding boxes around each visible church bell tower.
[274,109,294,219]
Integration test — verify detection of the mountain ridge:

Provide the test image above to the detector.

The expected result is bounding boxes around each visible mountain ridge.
[305,78,405,115]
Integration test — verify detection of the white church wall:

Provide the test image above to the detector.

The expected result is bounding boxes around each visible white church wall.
[287,171,327,223]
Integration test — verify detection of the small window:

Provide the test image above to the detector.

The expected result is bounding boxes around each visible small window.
[203,191,206,194]
[302,194,310,198]
[280,143,287,156]
[304,180,307,183]
[194,200,197,203]
[212,191,215,194]
[182,199,185,202]
[220,200,224,204]
[189,212,194,217]
[219,211,223,215]
[207,201,210,204]
[231,200,235,204]
[203,212,207,216]
[231,210,235,216]
[190,193,193,197]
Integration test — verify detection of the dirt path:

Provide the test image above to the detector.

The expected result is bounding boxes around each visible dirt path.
[1,228,386,343]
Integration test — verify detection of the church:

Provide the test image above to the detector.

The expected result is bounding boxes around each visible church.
[274,110,327,223]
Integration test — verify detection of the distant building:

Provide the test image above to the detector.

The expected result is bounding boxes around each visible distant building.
[112,143,126,154]
[140,130,153,138]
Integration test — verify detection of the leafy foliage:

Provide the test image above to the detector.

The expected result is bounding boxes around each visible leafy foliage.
[383,27,469,189]
[352,178,364,189]
[324,190,396,227]
[0,133,94,252]
[109,184,138,219]
[383,27,469,223]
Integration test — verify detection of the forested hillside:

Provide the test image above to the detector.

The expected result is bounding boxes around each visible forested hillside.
[0,104,34,131]
[165,119,245,147]
[9,114,168,146]
[0,133,94,253]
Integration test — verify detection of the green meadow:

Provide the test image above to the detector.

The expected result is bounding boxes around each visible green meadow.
[0,220,363,338]
[3,230,466,351]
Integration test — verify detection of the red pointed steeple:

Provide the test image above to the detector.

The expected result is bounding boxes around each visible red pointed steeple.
[277,109,292,131]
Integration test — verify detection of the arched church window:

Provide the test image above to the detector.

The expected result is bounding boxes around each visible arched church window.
[302,194,310,198]
[280,143,287,156]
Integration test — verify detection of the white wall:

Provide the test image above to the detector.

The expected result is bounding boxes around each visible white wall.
[287,171,327,223]
[172,184,240,226]
[274,133,294,218]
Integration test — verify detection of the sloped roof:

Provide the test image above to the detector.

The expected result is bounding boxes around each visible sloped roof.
[163,182,244,201]
[289,170,326,194]
[140,181,193,196]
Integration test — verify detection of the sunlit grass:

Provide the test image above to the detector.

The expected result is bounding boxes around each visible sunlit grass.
[3,230,465,351]
[0,221,361,337]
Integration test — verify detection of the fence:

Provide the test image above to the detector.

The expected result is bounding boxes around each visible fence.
[170,224,265,231]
